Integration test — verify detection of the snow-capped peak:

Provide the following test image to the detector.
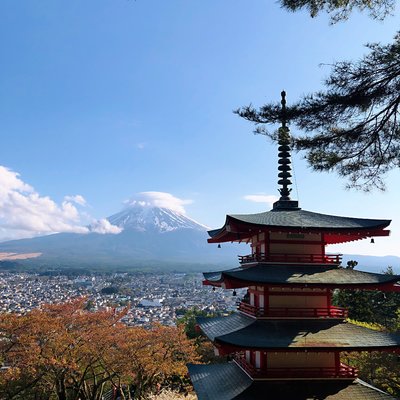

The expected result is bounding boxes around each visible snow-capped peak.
[107,205,208,233]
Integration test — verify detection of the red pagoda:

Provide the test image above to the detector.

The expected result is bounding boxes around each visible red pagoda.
[188,92,400,399]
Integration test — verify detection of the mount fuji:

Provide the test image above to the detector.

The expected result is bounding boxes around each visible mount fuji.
[107,205,208,233]
[0,204,241,270]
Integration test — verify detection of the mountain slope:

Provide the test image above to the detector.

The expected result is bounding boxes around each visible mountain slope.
[107,206,208,233]
[1,204,396,273]
[0,205,240,269]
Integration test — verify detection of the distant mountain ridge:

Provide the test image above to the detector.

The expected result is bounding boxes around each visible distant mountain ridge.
[0,205,239,270]
[342,254,400,274]
[0,204,398,273]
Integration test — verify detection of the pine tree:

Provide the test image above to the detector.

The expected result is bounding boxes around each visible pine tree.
[279,0,395,23]
[236,0,400,190]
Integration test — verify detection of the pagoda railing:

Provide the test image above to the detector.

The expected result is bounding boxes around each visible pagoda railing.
[238,302,348,319]
[234,353,257,376]
[234,354,357,379]
[238,253,342,265]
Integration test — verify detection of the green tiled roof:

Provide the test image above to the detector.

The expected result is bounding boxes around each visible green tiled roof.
[188,362,252,400]
[209,209,390,237]
[197,313,254,341]
[188,363,398,399]
[197,314,400,350]
[203,264,400,287]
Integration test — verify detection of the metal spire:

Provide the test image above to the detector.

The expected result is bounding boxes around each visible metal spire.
[273,91,300,210]
[277,91,292,201]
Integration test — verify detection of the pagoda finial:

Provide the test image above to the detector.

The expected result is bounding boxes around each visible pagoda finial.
[273,91,300,210]
[281,90,287,128]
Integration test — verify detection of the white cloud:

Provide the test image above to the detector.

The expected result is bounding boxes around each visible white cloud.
[0,166,120,240]
[244,194,279,207]
[90,219,123,234]
[125,191,193,214]
[136,142,146,150]
[64,194,87,206]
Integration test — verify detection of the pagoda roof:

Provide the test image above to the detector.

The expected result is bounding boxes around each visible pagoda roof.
[197,314,400,351]
[208,209,390,244]
[203,264,400,289]
[188,362,252,399]
[188,362,398,399]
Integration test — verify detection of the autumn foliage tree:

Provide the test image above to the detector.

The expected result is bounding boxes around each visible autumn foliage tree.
[0,298,198,400]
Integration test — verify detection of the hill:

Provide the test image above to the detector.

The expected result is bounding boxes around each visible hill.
[0,204,242,272]
[341,254,400,274]
[0,203,398,274]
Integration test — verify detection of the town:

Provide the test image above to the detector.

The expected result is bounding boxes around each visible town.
[0,271,241,326]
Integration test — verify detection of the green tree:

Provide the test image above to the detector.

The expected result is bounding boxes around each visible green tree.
[237,0,400,190]
[177,308,223,364]
[333,267,400,330]
[344,351,400,397]
[332,265,400,396]
[176,308,212,339]
[101,286,119,295]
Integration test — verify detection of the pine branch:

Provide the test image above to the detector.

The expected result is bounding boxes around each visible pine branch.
[279,0,395,23]
[235,32,400,190]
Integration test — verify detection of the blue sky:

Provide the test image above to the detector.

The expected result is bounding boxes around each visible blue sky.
[0,0,399,257]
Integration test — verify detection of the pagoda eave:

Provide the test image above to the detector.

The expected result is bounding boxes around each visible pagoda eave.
[208,225,390,245]
[214,342,400,356]
[188,363,398,400]
[203,265,400,291]
[204,278,400,292]
[197,315,400,352]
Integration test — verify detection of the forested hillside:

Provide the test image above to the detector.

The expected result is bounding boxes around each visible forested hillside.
[333,266,400,396]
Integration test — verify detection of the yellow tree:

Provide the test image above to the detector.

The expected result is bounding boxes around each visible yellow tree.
[115,323,199,398]
[0,299,198,400]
